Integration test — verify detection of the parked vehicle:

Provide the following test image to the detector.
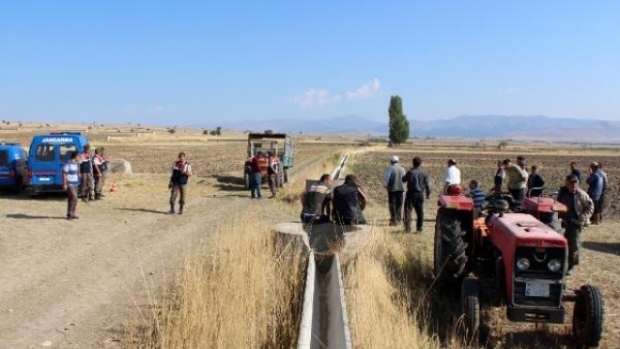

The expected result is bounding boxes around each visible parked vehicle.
[434,190,604,347]
[243,132,294,189]
[0,142,29,193]
[27,132,89,196]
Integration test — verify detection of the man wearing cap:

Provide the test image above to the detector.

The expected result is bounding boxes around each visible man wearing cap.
[505,156,528,202]
[557,175,594,275]
[586,162,604,225]
[384,155,406,226]
[443,159,461,194]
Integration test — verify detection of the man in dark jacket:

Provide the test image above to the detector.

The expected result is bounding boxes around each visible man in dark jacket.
[167,151,192,214]
[333,174,368,225]
[402,157,430,233]
[527,165,545,197]
[384,155,406,226]
[586,162,604,225]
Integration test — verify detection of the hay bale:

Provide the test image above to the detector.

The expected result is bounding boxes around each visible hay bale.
[110,159,133,174]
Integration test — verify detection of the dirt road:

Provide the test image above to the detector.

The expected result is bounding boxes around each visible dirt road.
[0,174,278,349]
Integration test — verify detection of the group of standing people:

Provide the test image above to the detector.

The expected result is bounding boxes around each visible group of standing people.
[62,145,109,219]
[248,151,280,199]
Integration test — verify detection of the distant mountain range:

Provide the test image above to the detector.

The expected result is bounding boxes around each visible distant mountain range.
[190,115,620,143]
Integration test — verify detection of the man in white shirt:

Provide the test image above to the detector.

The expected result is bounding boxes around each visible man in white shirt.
[443,159,461,194]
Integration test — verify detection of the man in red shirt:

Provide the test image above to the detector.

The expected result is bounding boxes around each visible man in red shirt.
[250,151,264,199]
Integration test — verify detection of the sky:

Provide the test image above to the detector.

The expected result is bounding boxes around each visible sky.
[0,0,619,126]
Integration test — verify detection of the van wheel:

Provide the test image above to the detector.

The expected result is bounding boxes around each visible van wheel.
[13,177,23,195]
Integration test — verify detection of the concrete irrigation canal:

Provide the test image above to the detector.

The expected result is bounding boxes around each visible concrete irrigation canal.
[275,154,370,349]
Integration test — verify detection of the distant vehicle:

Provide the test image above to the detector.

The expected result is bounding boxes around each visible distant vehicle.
[244,132,294,189]
[27,132,89,196]
[0,142,29,194]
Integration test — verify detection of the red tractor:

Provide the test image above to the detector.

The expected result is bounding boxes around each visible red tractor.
[434,190,604,347]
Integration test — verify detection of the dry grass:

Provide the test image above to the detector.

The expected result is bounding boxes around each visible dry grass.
[124,214,307,349]
[342,229,471,349]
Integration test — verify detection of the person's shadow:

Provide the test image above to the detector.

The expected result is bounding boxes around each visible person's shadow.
[6,213,66,220]
[583,241,620,257]
[115,208,168,214]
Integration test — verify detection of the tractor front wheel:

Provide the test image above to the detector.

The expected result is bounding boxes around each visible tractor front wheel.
[433,207,468,288]
[461,277,481,341]
[573,285,604,348]
[244,172,250,190]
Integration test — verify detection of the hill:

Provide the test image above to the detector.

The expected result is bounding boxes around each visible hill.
[191,115,620,143]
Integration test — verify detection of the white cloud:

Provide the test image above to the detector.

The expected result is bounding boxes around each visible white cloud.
[290,78,380,108]
[345,78,381,101]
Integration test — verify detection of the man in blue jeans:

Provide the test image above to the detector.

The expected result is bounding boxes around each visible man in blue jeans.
[250,151,265,199]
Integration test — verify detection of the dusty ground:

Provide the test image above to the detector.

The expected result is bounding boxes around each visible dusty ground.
[0,174,251,348]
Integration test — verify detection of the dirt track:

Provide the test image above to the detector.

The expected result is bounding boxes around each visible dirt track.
[0,174,274,349]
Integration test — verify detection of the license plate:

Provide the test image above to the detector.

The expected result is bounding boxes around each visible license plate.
[38,177,50,182]
[525,282,550,297]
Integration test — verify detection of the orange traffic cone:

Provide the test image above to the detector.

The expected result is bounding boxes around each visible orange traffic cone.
[110,181,118,193]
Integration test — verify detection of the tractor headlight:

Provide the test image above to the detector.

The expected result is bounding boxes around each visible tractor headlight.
[516,258,530,271]
[547,259,562,272]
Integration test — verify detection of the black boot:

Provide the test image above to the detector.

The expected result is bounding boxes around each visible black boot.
[167,204,175,214]
[178,204,184,215]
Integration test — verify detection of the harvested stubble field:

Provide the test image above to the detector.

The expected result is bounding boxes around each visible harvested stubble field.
[345,149,619,349]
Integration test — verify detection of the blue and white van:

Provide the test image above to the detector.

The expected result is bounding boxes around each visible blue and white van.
[0,142,29,193]
[27,132,89,195]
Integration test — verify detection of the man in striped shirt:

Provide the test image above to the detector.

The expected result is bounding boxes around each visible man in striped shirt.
[62,151,81,219]
[467,179,486,210]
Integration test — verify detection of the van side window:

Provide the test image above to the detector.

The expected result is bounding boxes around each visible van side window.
[0,150,8,167]
[60,145,77,161]
[35,145,55,162]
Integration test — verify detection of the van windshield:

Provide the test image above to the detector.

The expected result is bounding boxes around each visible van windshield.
[60,145,77,161]
[34,145,55,162]
[0,150,8,167]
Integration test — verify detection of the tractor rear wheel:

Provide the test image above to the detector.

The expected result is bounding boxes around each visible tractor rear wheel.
[573,285,604,348]
[461,277,481,340]
[434,207,468,288]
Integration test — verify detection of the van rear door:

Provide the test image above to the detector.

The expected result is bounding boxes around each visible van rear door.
[29,143,57,186]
